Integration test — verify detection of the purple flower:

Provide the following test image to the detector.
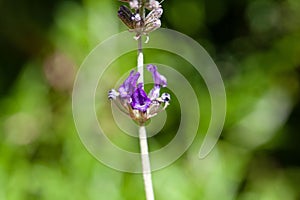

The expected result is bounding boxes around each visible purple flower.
[108,64,170,123]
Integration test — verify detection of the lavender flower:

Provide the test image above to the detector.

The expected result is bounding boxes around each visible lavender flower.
[114,1,167,197]
[108,65,170,124]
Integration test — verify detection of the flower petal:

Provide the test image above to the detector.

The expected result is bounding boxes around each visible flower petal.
[147,64,167,87]
[148,85,160,100]
[118,70,140,99]
[131,83,151,112]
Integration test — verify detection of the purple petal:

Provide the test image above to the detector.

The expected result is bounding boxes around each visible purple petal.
[147,64,167,87]
[131,83,151,112]
[118,70,140,99]
[148,85,160,100]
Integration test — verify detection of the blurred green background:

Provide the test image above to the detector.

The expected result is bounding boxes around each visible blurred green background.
[1,0,300,199]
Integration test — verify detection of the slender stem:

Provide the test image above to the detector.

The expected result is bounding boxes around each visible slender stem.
[136,1,154,199]
[137,35,155,200]
[139,125,154,200]
[137,36,144,84]
[137,0,146,84]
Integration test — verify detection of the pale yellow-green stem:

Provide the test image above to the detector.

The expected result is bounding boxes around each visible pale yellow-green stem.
[137,1,154,199]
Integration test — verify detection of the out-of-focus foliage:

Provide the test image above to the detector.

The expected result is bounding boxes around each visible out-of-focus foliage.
[0,0,300,199]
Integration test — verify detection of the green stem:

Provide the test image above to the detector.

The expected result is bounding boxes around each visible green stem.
[139,125,154,200]
[137,2,154,199]
[137,36,144,84]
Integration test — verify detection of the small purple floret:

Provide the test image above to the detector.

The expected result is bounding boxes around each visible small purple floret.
[147,64,167,87]
[118,70,140,99]
[131,83,151,112]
